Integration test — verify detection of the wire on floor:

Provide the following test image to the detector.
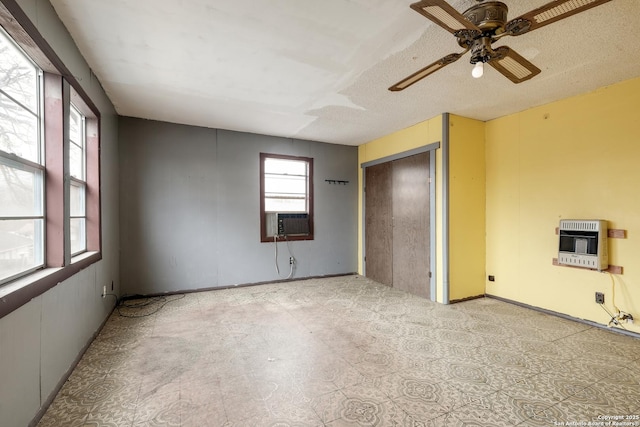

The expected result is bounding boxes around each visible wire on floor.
[104,294,186,318]
[602,272,635,328]
[597,296,627,330]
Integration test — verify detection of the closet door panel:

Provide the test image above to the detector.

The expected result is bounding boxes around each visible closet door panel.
[392,152,430,298]
[364,162,393,286]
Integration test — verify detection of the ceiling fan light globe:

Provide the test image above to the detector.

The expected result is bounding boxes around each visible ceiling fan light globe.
[472,62,484,78]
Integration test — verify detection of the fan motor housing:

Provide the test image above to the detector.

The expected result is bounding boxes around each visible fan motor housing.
[463,1,508,33]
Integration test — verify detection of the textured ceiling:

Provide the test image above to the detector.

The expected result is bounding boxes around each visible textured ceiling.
[49,0,640,146]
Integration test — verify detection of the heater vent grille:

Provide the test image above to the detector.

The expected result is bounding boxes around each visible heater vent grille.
[560,220,601,231]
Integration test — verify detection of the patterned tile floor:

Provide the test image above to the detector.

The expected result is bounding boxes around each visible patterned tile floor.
[38,275,640,426]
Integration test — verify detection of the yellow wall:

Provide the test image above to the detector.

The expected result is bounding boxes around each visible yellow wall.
[486,76,640,333]
[359,76,640,331]
[358,114,487,303]
[358,116,444,300]
[449,115,486,301]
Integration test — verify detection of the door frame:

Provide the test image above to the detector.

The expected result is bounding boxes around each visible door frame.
[361,142,440,301]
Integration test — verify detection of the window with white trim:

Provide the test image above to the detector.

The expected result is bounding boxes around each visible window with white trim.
[0,27,44,284]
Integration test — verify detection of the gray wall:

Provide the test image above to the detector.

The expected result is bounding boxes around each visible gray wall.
[0,1,120,426]
[119,118,358,295]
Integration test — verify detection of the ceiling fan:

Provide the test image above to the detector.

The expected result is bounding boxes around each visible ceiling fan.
[389,0,613,91]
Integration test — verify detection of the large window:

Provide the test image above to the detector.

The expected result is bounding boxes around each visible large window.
[0,14,101,299]
[260,153,313,242]
[0,27,44,284]
[69,104,86,255]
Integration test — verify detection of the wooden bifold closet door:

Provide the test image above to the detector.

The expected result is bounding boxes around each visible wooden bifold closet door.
[364,152,430,298]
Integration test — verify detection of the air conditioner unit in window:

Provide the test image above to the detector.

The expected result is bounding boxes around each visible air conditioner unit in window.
[558,219,608,271]
[277,213,310,236]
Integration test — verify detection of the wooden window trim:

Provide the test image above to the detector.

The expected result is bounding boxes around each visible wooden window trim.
[44,73,65,267]
[260,153,314,243]
[85,117,101,252]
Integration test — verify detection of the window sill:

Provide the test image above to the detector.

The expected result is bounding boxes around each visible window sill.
[71,251,96,264]
[0,251,101,320]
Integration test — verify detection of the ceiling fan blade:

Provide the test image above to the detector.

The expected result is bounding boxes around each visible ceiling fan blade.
[389,51,467,91]
[488,47,541,84]
[410,0,480,34]
[508,0,613,35]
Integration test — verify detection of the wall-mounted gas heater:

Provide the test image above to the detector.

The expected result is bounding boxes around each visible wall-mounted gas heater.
[558,220,608,271]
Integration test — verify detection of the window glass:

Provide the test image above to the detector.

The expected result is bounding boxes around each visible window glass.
[69,106,81,145]
[69,105,84,180]
[265,173,307,196]
[264,158,307,175]
[0,219,43,281]
[0,161,43,216]
[69,105,86,256]
[0,93,39,163]
[265,195,307,213]
[0,31,38,114]
[264,157,308,213]
[70,217,86,255]
[69,142,83,180]
[0,28,44,285]
[69,181,85,217]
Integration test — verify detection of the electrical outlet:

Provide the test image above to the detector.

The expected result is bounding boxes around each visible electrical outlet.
[289,257,294,265]
[102,285,106,298]
[488,275,495,282]
[595,292,605,304]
